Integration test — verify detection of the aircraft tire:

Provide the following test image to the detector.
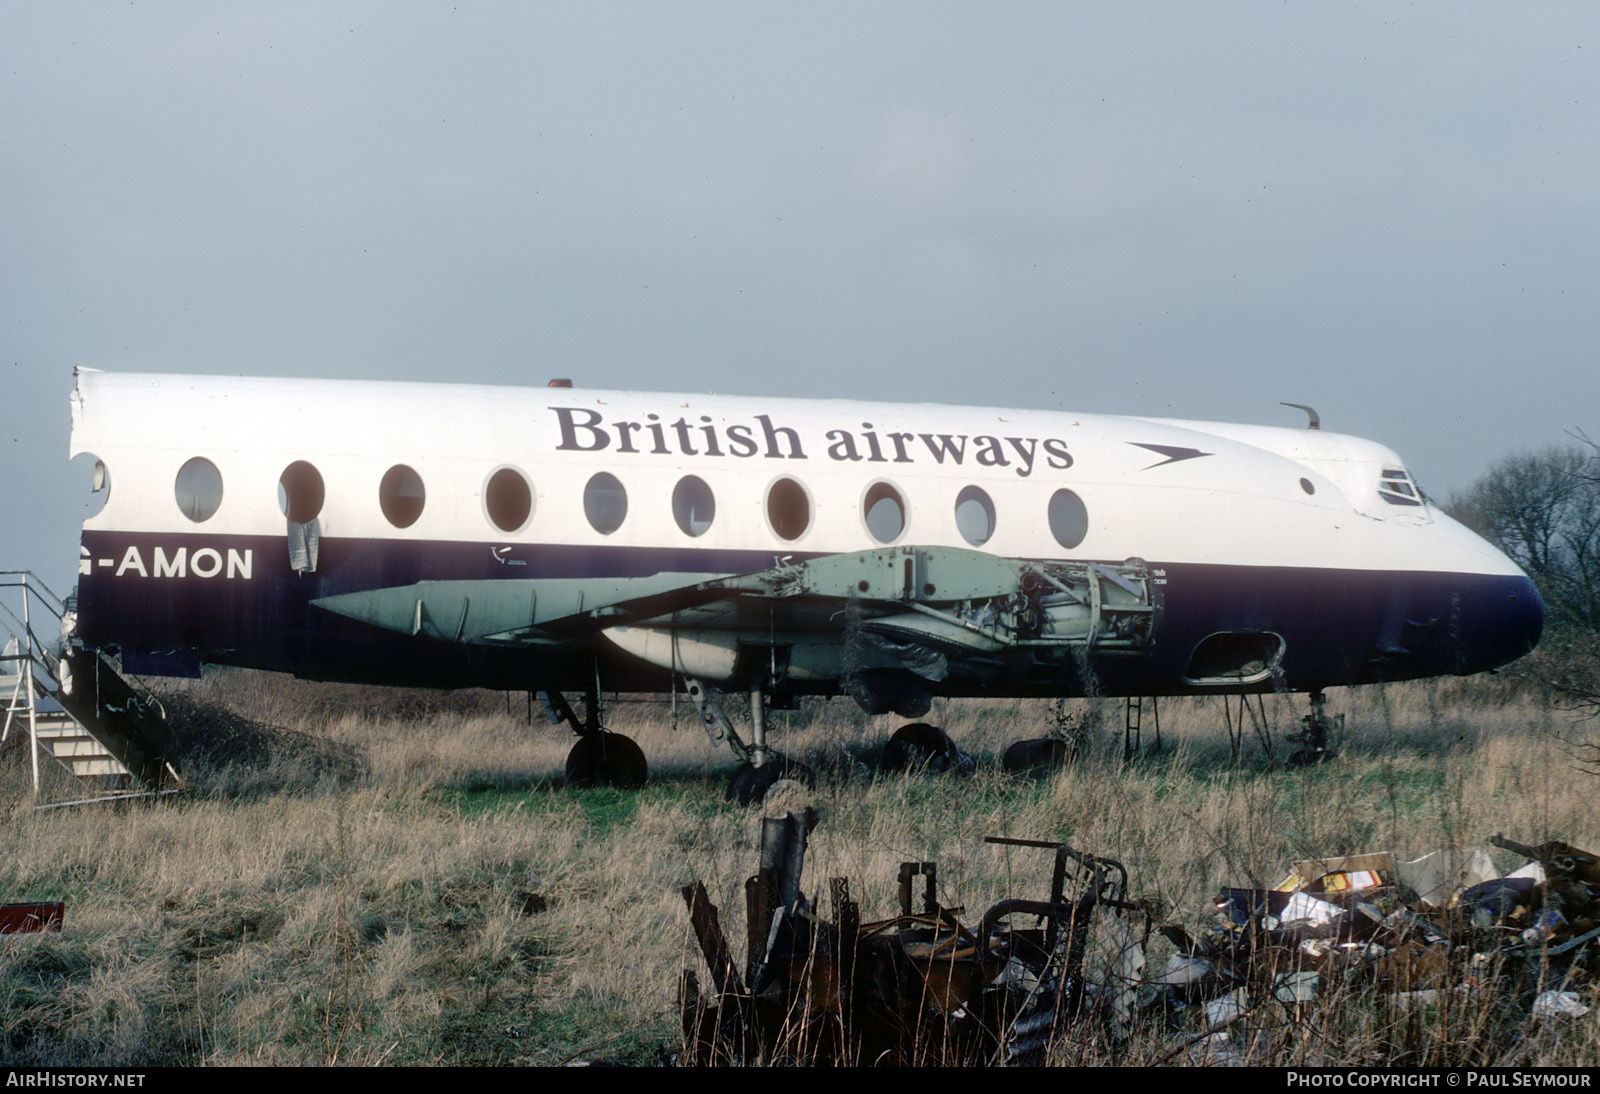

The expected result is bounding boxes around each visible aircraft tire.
[883,723,976,777]
[726,755,814,806]
[565,732,648,789]
[1002,737,1071,775]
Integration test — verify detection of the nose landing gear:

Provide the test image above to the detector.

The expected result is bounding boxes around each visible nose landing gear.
[1287,689,1341,767]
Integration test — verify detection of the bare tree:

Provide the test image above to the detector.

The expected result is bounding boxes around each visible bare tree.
[1449,439,1600,713]
[1451,444,1600,632]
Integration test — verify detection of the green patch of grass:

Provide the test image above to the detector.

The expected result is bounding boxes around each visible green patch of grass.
[1356,764,1449,811]
[433,776,738,831]
[510,995,677,1066]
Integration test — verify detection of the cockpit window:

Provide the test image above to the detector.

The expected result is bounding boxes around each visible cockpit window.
[1378,468,1423,507]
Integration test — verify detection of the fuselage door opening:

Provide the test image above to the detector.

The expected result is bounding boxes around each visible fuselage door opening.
[1181,631,1285,687]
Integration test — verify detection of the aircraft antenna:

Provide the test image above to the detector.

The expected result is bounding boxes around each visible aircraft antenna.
[1280,402,1321,430]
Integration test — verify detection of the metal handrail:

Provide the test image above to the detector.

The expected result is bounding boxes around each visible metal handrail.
[0,572,65,693]
[0,570,60,792]
[0,568,178,802]
[0,571,69,615]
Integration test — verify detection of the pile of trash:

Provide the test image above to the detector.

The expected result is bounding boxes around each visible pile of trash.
[1150,835,1600,1034]
[678,828,1600,1066]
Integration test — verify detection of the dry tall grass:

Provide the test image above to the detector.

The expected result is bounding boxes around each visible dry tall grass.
[2,670,1597,1065]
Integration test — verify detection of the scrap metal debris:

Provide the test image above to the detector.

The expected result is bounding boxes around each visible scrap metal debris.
[1144,834,1600,1042]
[0,902,64,934]
[678,827,1600,1066]
[679,817,1149,1066]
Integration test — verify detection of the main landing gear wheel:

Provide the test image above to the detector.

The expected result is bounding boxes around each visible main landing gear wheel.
[565,732,648,789]
[727,754,814,806]
[882,723,976,776]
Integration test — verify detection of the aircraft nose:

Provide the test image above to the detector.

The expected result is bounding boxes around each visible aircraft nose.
[1454,572,1544,675]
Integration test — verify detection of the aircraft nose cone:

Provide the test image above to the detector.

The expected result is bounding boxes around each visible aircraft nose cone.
[1456,573,1544,675]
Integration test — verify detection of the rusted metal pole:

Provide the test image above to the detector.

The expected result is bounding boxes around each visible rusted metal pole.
[682,881,745,998]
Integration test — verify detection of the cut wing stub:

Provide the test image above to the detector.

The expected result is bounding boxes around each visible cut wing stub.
[311,545,1160,689]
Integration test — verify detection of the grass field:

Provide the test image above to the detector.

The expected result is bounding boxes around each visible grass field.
[3,671,1598,1066]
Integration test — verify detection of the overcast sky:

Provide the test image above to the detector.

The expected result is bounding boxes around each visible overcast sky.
[4,3,1597,593]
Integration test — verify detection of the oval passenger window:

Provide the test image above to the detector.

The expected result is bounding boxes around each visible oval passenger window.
[1047,488,1088,550]
[672,475,716,537]
[584,472,628,535]
[175,457,223,523]
[954,485,995,546]
[766,477,812,541]
[379,464,426,528]
[863,482,906,543]
[485,467,533,532]
[278,461,326,523]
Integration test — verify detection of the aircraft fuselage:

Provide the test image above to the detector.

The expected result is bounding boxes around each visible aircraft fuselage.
[68,371,1543,708]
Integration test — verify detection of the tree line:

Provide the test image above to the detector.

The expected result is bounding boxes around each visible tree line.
[1448,436,1600,713]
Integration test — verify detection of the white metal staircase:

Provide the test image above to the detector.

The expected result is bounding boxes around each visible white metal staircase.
[2,571,181,806]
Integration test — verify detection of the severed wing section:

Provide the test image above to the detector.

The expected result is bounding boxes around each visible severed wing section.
[311,546,1159,701]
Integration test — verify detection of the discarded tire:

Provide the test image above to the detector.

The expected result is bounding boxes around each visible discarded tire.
[882,723,975,776]
[1002,737,1071,774]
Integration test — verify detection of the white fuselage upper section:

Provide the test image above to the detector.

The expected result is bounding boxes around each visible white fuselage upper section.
[69,369,1518,578]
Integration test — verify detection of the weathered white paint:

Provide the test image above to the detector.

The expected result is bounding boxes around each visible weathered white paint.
[69,369,1518,577]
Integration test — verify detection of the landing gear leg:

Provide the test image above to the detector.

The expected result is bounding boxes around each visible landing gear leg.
[684,678,813,805]
[550,686,647,789]
[1287,689,1340,767]
[748,688,770,769]
[683,676,753,765]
